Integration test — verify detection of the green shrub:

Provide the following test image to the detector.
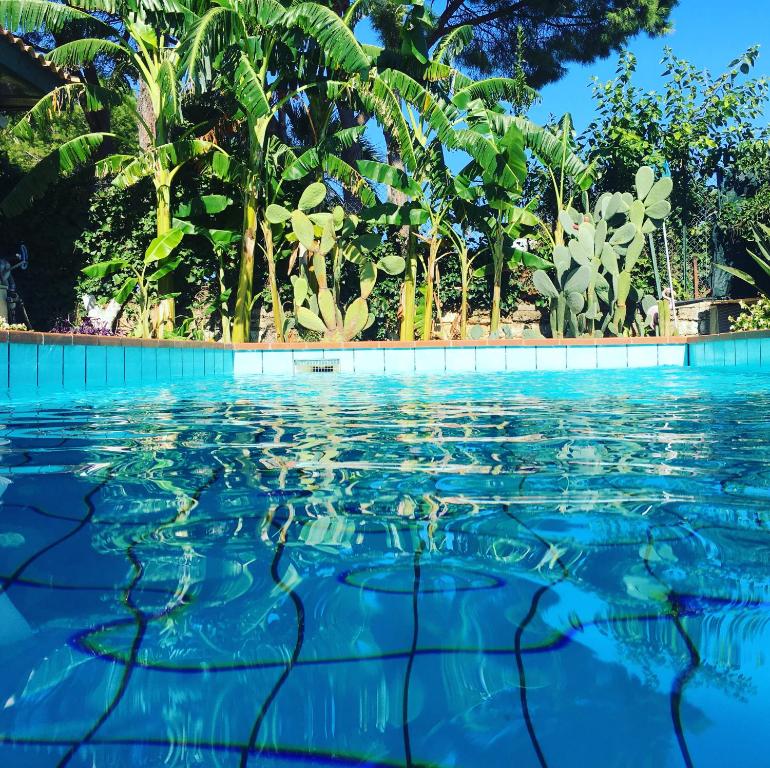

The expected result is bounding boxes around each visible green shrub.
[731,298,770,331]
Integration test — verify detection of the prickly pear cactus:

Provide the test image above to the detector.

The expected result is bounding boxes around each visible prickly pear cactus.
[533,166,672,338]
[288,203,405,342]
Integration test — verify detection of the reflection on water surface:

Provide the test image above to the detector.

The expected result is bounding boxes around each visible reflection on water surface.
[1,368,769,767]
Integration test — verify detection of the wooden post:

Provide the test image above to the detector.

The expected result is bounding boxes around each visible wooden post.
[692,255,699,299]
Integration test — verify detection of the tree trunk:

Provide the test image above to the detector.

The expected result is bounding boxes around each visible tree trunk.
[400,228,417,341]
[137,79,156,152]
[233,191,258,343]
[422,236,439,340]
[337,103,367,211]
[155,178,175,337]
[460,257,469,340]
[491,233,504,335]
[218,253,231,343]
[262,219,284,342]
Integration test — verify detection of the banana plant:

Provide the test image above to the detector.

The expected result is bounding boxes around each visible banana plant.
[454,107,547,335]
[515,113,596,248]
[174,194,239,343]
[81,228,185,338]
[717,223,770,297]
[184,0,373,343]
[0,0,224,335]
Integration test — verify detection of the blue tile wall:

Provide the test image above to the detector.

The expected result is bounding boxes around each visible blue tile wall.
[444,348,476,372]
[63,345,86,388]
[38,344,63,389]
[747,338,761,366]
[658,344,687,367]
[106,346,125,386]
[170,348,184,379]
[234,351,262,375]
[141,347,158,381]
[415,347,446,373]
[596,346,628,369]
[384,349,416,373]
[156,347,171,380]
[760,338,770,366]
[566,346,597,370]
[536,346,567,370]
[262,351,293,375]
[353,349,384,373]
[124,346,142,383]
[204,348,217,375]
[476,347,507,372]
[10,343,37,388]
[85,346,107,387]
[627,345,658,368]
[323,348,354,373]
[181,347,194,377]
[0,343,7,389]
[689,344,704,367]
[505,347,537,371]
[6,334,770,392]
[193,348,205,377]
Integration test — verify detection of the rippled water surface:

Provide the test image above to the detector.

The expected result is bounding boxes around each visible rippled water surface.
[1,368,770,767]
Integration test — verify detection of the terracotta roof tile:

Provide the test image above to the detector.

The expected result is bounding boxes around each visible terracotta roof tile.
[0,25,80,84]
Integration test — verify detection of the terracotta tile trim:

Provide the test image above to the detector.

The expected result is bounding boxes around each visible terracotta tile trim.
[6,331,228,349]
[6,329,766,351]
[235,336,689,350]
[685,330,770,344]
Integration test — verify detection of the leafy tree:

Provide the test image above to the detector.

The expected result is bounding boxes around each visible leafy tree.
[583,47,770,298]
[367,0,677,84]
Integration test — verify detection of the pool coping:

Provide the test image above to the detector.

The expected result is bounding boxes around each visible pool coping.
[3,329,768,350]
[3,330,697,349]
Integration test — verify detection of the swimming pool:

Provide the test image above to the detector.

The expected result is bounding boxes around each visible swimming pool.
[1,367,768,767]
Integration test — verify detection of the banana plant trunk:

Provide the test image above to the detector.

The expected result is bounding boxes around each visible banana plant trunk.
[233,191,258,343]
[421,237,440,341]
[490,231,504,335]
[460,257,469,340]
[155,179,175,338]
[261,219,284,342]
[217,252,231,344]
[400,228,417,341]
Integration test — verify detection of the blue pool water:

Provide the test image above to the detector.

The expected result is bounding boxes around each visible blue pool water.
[1,367,770,767]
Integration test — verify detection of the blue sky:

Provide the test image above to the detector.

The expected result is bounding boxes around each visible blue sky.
[528,0,770,132]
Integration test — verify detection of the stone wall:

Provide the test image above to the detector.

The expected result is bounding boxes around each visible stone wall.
[674,299,757,336]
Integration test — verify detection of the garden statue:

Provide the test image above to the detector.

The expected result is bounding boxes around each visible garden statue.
[0,244,30,328]
[82,293,121,332]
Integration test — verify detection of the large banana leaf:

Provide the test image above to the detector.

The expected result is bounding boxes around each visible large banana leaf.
[234,54,271,122]
[511,115,594,190]
[110,140,222,187]
[433,25,473,65]
[14,83,129,138]
[182,5,245,89]
[47,38,131,68]
[452,77,537,111]
[357,160,421,199]
[0,0,115,35]
[359,77,417,170]
[282,127,376,206]
[379,69,457,147]
[286,3,369,75]
[1,133,111,216]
